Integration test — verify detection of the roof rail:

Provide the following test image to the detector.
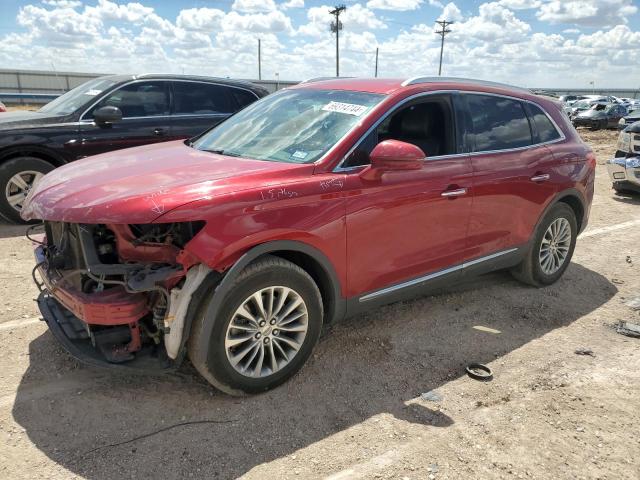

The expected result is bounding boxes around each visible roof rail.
[401,76,530,93]
[301,76,354,83]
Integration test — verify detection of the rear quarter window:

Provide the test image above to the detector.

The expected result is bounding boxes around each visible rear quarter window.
[232,88,259,108]
[528,104,562,143]
[173,82,237,115]
[466,94,532,152]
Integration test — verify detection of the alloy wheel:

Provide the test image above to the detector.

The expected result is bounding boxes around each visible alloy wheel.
[5,170,44,212]
[224,286,309,378]
[539,217,572,275]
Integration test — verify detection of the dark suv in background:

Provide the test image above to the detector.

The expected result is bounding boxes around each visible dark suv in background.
[0,74,268,223]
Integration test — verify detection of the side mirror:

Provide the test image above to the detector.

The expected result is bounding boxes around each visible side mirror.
[361,140,424,180]
[94,106,122,126]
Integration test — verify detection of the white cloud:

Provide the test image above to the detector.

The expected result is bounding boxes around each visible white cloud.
[282,0,304,8]
[536,0,638,26]
[454,2,530,43]
[439,2,463,21]
[366,0,423,11]
[41,0,82,7]
[498,0,540,9]
[176,8,226,31]
[231,0,277,14]
[299,3,386,37]
[1,0,639,88]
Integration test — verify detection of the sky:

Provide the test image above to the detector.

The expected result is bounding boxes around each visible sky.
[0,0,638,88]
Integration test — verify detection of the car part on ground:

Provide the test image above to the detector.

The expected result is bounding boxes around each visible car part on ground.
[24,76,595,394]
[0,73,268,224]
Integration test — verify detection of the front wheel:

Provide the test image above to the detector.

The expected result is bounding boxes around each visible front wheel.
[188,256,323,395]
[0,157,54,223]
[511,203,577,287]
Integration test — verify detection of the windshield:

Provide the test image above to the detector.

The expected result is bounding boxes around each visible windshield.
[192,89,384,163]
[573,100,591,109]
[38,77,119,116]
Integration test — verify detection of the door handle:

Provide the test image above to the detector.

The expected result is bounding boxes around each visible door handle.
[530,173,550,182]
[441,188,467,198]
[153,128,166,136]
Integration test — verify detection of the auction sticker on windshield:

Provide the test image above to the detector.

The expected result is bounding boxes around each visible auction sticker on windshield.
[322,101,368,116]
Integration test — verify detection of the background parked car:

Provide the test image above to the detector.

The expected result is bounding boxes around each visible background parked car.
[618,107,640,129]
[572,103,628,130]
[0,74,268,223]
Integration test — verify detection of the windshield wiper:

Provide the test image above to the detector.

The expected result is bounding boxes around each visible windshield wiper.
[201,149,242,157]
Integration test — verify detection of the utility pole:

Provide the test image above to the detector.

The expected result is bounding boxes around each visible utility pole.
[258,38,262,80]
[435,20,453,76]
[329,5,346,77]
[374,47,379,77]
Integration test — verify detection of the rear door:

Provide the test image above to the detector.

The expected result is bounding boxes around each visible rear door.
[169,81,257,140]
[78,81,171,157]
[463,93,558,259]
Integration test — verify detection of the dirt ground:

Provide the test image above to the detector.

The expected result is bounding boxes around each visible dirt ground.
[0,128,638,480]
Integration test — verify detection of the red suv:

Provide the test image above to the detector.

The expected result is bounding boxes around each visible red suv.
[23,77,595,395]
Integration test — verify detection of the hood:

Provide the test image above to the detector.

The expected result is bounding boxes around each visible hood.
[21,140,312,224]
[0,110,69,130]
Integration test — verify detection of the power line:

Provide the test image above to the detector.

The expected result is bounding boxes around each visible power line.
[329,5,346,77]
[435,19,453,76]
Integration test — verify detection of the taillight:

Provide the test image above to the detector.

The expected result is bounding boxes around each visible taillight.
[586,151,596,169]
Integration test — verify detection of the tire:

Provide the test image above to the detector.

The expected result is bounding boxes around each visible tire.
[188,255,323,395]
[511,203,577,287]
[0,157,55,224]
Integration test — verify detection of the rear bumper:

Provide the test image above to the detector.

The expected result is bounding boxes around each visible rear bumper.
[38,291,174,372]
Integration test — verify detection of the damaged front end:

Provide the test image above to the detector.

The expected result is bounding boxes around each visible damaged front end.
[32,221,212,370]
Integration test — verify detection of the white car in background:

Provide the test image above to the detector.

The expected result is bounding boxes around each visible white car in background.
[607,122,640,194]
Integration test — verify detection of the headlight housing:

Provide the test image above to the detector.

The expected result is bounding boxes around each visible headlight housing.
[626,157,640,168]
[619,118,626,125]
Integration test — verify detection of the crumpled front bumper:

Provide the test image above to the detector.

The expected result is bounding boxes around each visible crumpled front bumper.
[37,292,173,371]
[606,157,640,191]
[34,245,149,326]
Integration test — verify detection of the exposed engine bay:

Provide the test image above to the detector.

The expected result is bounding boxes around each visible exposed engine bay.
[32,221,206,365]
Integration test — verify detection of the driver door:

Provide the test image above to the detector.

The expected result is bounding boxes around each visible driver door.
[342,94,473,304]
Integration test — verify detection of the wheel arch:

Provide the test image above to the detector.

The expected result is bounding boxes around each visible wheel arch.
[0,145,67,168]
[534,188,587,236]
[219,240,346,327]
[183,240,347,378]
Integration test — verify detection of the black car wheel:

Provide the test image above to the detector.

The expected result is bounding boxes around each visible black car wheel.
[188,255,323,395]
[511,203,577,287]
[0,157,54,223]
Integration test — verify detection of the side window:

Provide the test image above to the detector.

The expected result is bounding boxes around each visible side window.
[232,88,259,109]
[528,104,561,143]
[173,82,236,115]
[342,95,456,168]
[87,81,169,119]
[466,94,532,152]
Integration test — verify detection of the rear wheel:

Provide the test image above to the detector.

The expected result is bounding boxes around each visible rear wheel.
[188,256,323,395]
[0,157,54,223]
[511,203,577,287]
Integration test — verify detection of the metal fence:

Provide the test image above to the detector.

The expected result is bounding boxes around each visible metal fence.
[1,68,639,105]
[0,68,297,105]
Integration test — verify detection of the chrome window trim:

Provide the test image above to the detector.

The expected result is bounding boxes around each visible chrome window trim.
[79,79,258,121]
[333,89,566,172]
[359,247,518,302]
